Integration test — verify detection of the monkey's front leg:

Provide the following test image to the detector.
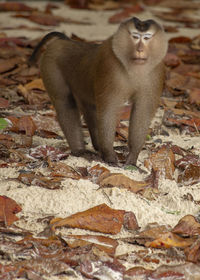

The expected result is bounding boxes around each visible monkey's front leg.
[126,97,158,165]
[96,100,120,164]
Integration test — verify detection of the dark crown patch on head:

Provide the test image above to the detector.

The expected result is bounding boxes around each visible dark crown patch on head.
[132,17,155,32]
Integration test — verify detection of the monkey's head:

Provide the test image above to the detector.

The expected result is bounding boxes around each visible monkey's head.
[112,17,168,70]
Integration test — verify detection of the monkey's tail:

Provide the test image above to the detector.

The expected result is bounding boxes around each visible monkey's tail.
[29,31,69,66]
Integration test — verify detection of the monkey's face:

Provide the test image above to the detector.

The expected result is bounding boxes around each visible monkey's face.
[126,17,167,66]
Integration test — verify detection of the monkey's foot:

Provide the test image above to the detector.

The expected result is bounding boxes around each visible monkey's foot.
[125,153,137,166]
[102,153,118,165]
[71,150,100,161]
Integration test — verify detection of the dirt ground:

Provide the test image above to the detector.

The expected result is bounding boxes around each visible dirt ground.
[0,1,200,279]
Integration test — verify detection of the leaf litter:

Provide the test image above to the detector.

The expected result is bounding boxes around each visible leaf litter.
[0,0,200,278]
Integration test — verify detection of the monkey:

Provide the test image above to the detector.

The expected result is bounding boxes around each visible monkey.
[29,17,168,166]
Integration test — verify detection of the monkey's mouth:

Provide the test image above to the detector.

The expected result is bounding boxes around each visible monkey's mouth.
[132,57,147,64]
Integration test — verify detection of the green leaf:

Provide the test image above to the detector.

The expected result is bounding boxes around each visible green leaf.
[0,118,9,130]
[124,165,138,171]
[146,134,151,140]
[161,207,181,215]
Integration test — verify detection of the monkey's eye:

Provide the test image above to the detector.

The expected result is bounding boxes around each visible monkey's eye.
[132,32,140,39]
[143,33,153,40]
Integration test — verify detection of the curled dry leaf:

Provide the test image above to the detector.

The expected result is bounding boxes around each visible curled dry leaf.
[50,203,125,234]
[172,215,200,237]
[123,211,139,231]
[49,161,81,180]
[87,164,110,183]
[99,173,150,193]
[7,115,36,137]
[17,79,50,105]
[65,235,118,256]
[176,155,200,185]
[144,146,175,180]
[18,172,62,190]
[0,195,22,226]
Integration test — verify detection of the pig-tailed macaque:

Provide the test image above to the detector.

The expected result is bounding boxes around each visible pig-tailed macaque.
[30,17,168,165]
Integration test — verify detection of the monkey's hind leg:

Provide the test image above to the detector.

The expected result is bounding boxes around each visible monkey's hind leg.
[41,69,85,156]
[81,102,99,152]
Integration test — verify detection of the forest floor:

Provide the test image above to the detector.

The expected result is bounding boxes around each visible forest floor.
[0,1,200,279]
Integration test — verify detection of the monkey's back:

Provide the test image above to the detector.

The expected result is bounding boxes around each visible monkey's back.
[40,39,100,105]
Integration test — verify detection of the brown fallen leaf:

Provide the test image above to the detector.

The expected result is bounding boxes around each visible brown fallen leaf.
[172,215,200,237]
[65,235,118,256]
[80,258,125,279]
[169,36,192,44]
[87,164,110,183]
[0,57,23,74]
[49,161,81,180]
[17,79,50,105]
[0,195,22,226]
[0,2,36,11]
[18,172,62,190]
[0,97,9,108]
[65,0,89,9]
[30,145,68,161]
[188,88,200,106]
[7,115,36,137]
[98,173,150,193]
[123,211,139,231]
[144,146,175,180]
[18,116,36,137]
[184,237,200,263]
[146,232,196,249]
[116,124,128,142]
[50,203,125,234]
[13,11,91,26]
[125,266,153,278]
[164,53,180,68]
[178,164,200,186]
[166,71,200,96]
[109,4,144,24]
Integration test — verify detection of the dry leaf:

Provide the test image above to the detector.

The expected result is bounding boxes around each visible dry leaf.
[49,161,81,180]
[0,195,22,226]
[146,232,195,249]
[30,145,68,161]
[99,173,150,193]
[188,88,200,106]
[172,215,200,237]
[0,97,9,108]
[144,146,175,180]
[184,238,200,263]
[50,203,125,234]
[65,235,118,256]
[18,172,62,189]
[0,2,36,11]
[87,164,110,183]
[109,5,144,24]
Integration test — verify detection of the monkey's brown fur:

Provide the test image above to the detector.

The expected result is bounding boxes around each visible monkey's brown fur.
[30,17,168,165]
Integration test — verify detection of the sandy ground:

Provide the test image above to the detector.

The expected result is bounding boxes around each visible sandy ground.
[0,1,200,279]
